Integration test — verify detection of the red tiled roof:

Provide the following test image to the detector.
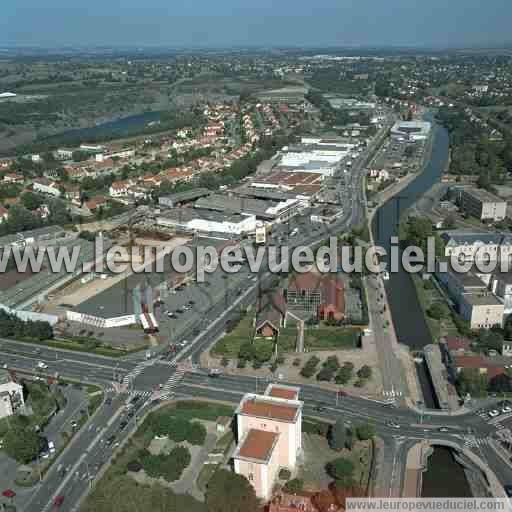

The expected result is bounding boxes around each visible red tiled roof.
[241,398,299,422]
[454,355,487,369]
[445,337,470,352]
[267,385,299,401]
[238,429,278,462]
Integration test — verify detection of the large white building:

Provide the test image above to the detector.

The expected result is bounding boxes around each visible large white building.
[390,121,431,141]
[156,208,257,236]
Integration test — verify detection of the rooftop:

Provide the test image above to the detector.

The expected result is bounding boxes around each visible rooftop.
[265,384,300,401]
[462,187,505,204]
[462,293,503,306]
[235,429,279,463]
[239,396,300,423]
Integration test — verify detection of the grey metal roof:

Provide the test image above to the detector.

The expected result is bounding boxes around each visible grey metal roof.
[441,231,502,246]
[0,226,66,249]
[0,238,112,308]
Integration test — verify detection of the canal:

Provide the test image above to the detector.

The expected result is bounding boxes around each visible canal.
[371,115,471,496]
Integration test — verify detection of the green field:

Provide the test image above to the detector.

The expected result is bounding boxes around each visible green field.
[211,316,253,357]
[304,327,360,351]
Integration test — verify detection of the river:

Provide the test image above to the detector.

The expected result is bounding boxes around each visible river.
[370,114,471,497]
[44,111,162,144]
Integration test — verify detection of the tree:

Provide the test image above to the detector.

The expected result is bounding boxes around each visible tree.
[356,423,375,441]
[283,478,303,494]
[357,365,372,380]
[427,303,448,320]
[3,427,44,464]
[443,213,457,229]
[327,457,355,489]
[329,418,346,451]
[336,363,354,385]
[21,191,43,211]
[206,469,258,512]
[456,368,488,398]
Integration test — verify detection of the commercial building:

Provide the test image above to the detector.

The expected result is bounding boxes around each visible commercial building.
[233,385,303,501]
[457,188,507,222]
[390,121,431,141]
[194,193,305,224]
[0,370,24,419]
[156,208,257,237]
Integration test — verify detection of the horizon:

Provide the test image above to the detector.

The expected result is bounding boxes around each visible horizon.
[3,0,512,49]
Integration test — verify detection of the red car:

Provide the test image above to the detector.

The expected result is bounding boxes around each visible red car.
[53,495,64,508]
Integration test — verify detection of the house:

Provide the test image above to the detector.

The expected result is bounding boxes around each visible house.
[140,174,163,188]
[453,355,505,379]
[254,291,287,338]
[0,370,24,419]
[109,179,133,197]
[84,196,108,213]
[62,184,81,204]
[443,337,471,356]
[3,172,24,184]
[233,384,303,501]
[0,206,8,224]
[32,177,61,197]
[286,272,345,322]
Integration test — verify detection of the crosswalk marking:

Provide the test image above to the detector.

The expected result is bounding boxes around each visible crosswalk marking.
[158,365,187,401]
[463,436,490,448]
[122,359,155,385]
[383,390,403,398]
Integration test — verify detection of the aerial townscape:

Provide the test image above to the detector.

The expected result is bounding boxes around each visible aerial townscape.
[2,1,512,511]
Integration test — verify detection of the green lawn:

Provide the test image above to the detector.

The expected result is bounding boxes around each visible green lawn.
[277,327,298,353]
[211,316,254,357]
[304,327,360,351]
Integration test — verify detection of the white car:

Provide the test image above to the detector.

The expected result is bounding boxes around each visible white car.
[502,406,512,413]
[37,362,48,369]
[489,409,500,418]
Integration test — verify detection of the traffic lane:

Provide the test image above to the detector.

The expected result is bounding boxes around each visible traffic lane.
[0,348,135,379]
[49,399,153,512]
[25,398,138,512]
[0,353,126,385]
[180,373,489,433]
[176,383,475,444]
[479,444,512,487]
[0,338,137,372]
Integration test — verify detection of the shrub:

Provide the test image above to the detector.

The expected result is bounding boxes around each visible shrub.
[279,468,291,481]
[293,358,301,367]
[283,478,303,494]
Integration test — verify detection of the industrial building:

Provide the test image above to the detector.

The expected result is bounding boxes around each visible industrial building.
[158,188,211,209]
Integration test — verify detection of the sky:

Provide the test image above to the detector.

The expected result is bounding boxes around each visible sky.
[2,0,512,49]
